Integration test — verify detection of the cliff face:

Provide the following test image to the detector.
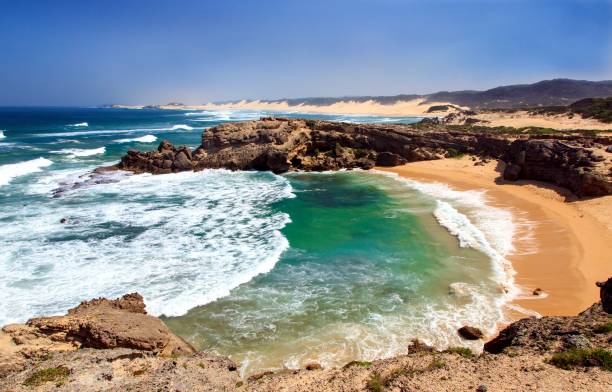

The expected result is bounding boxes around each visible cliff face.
[114,118,612,197]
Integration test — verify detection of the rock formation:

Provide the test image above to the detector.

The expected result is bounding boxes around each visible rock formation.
[596,277,612,313]
[1,282,611,391]
[111,118,612,197]
[0,293,194,377]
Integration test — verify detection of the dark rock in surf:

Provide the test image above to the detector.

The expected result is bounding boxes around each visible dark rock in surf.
[458,326,484,340]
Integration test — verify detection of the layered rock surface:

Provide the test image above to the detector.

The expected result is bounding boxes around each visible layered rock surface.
[112,118,612,197]
[0,293,195,377]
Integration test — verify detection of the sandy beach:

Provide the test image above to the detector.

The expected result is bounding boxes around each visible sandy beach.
[377,157,612,318]
[114,99,612,130]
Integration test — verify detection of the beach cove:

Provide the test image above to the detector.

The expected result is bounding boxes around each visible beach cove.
[379,157,612,317]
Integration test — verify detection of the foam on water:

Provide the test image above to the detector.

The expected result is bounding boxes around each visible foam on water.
[68,122,88,127]
[0,130,5,139]
[0,169,294,325]
[374,171,525,317]
[0,157,54,187]
[171,124,194,131]
[115,134,157,143]
[51,147,106,158]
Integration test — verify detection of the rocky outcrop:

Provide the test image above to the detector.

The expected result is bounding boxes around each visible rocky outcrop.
[485,280,612,354]
[112,118,612,197]
[597,277,612,313]
[0,293,194,376]
[116,118,515,175]
[502,139,612,196]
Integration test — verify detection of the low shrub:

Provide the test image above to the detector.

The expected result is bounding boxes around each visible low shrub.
[23,367,69,387]
[548,348,611,371]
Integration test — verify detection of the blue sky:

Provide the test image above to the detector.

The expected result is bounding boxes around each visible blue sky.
[0,0,611,105]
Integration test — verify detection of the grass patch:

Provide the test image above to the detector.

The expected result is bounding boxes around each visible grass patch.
[445,347,474,358]
[548,348,611,371]
[427,357,446,370]
[23,366,69,387]
[366,372,384,392]
[343,360,372,369]
[593,323,612,334]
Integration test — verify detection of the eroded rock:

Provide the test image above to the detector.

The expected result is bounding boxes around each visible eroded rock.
[110,118,612,197]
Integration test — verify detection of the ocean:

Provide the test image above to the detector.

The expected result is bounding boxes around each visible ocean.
[0,107,518,374]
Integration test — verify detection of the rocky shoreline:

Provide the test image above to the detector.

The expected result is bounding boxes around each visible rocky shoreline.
[1,280,610,391]
[107,118,612,197]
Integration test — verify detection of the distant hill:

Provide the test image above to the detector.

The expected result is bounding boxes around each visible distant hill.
[263,79,612,109]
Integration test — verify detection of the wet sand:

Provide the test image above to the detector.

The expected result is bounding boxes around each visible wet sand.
[377,157,612,317]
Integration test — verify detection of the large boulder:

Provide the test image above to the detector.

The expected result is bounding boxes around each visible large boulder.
[596,277,612,313]
[1,293,194,364]
[458,326,484,340]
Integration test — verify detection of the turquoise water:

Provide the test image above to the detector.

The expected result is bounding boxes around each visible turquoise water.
[0,108,515,375]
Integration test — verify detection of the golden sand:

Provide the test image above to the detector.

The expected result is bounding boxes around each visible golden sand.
[377,157,612,317]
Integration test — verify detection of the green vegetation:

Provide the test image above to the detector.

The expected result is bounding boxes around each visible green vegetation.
[548,348,612,371]
[23,366,69,387]
[427,105,450,113]
[528,97,612,123]
[235,381,244,388]
[593,322,612,334]
[343,360,373,369]
[444,347,474,358]
[366,372,384,392]
[427,357,446,370]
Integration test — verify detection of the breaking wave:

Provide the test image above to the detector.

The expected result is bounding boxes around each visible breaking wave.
[0,157,53,187]
[115,135,157,143]
[171,124,194,131]
[0,170,294,325]
[51,147,106,158]
[68,122,88,127]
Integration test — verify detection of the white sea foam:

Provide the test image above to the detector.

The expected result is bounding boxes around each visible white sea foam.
[372,171,530,337]
[68,122,88,127]
[171,124,194,130]
[0,157,53,187]
[51,147,106,158]
[0,130,6,139]
[0,170,294,325]
[115,134,157,143]
[36,127,169,137]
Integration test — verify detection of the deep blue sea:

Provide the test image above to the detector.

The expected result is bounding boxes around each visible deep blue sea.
[0,107,519,374]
